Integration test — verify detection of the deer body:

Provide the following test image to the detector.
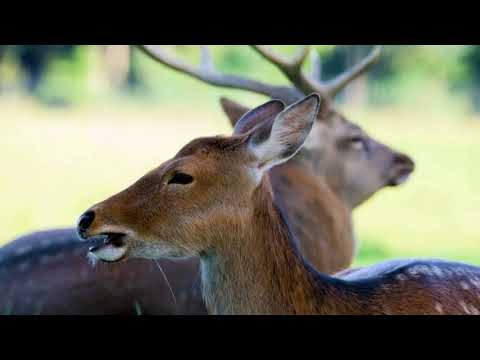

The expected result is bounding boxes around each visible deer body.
[0,229,205,315]
[79,95,480,315]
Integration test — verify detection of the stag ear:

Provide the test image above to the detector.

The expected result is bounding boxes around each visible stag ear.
[220,97,251,128]
[232,99,285,135]
[246,94,320,181]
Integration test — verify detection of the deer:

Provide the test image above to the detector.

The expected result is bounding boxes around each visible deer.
[78,94,480,315]
[0,45,413,314]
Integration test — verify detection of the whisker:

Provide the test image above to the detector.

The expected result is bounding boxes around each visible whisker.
[153,259,177,306]
[86,252,99,268]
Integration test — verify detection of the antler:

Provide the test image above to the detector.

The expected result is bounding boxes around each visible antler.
[137,45,382,104]
[138,45,303,104]
[251,45,382,99]
[322,45,382,98]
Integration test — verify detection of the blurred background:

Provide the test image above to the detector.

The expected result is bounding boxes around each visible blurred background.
[0,45,478,267]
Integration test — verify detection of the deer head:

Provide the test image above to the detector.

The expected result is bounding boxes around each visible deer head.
[221,96,414,209]
[77,95,320,264]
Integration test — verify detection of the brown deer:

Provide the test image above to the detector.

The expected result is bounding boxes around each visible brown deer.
[78,94,480,315]
[0,45,413,314]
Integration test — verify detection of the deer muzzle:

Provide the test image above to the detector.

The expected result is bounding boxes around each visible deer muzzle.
[77,209,129,263]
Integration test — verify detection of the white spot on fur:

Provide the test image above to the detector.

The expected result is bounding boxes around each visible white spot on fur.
[396,274,407,281]
[461,281,470,290]
[407,265,442,278]
[417,265,434,276]
[407,268,420,277]
[432,266,443,277]
[435,303,443,314]
[470,278,480,289]
[470,305,480,315]
[460,301,471,314]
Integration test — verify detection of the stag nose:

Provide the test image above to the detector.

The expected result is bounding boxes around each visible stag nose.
[394,153,415,168]
[77,210,95,237]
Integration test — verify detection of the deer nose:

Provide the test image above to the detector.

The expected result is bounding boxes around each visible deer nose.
[77,210,95,237]
[394,153,414,168]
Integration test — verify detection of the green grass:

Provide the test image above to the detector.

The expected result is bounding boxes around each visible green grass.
[1,95,479,268]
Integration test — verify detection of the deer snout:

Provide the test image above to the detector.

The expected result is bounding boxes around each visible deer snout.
[394,152,415,169]
[77,210,95,238]
[388,152,415,186]
[76,207,129,263]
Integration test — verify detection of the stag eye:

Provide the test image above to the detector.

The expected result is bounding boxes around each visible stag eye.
[348,136,367,151]
[168,172,194,185]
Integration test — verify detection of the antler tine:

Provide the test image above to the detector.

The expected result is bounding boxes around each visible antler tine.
[323,45,383,98]
[137,45,303,104]
[199,45,215,73]
[251,45,327,97]
[252,45,310,72]
[310,49,322,81]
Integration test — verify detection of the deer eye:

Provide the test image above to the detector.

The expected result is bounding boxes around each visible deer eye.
[348,136,367,151]
[168,172,194,185]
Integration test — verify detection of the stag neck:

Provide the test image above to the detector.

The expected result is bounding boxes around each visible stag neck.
[198,177,359,315]
[269,162,355,274]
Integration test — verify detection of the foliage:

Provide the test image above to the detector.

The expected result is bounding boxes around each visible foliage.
[1,45,478,112]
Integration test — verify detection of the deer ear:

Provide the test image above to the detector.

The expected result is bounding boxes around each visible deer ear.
[220,97,251,128]
[246,94,320,180]
[232,99,285,135]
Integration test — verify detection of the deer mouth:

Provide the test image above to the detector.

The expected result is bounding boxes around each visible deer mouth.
[387,165,414,186]
[87,233,128,262]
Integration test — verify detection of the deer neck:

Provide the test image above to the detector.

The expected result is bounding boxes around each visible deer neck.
[268,161,355,274]
[199,177,355,315]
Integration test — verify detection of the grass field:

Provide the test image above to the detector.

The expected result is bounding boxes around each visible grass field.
[1,95,479,268]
